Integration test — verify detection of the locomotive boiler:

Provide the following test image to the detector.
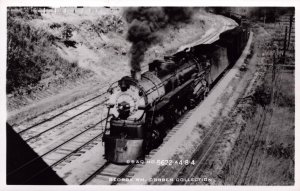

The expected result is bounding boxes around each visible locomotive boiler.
[102,25,249,164]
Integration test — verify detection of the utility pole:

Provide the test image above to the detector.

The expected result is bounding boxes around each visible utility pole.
[287,15,293,48]
[283,26,288,65]
[272,52,276,104]
[263,9,266,25]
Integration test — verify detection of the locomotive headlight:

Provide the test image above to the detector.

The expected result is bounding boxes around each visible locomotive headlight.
[117,101,131,119]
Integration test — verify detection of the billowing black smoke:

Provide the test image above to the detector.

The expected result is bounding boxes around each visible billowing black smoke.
[124,7,195,73]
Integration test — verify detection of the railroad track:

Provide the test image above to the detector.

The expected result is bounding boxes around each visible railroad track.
[21,99,107,142]
[10,88,110,154]
[234,111,267,185]
[8,117,107,184]
[13,90,108,134]
[81,162,136,185]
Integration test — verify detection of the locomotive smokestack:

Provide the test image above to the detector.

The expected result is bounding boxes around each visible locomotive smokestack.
[131,70,141,80]
[124,7,197,76]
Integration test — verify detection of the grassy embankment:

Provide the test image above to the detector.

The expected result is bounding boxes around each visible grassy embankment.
[221,19,294,185]
[7,9,90,95]
[7,8,126,111]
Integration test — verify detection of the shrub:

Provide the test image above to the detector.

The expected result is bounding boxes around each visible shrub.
[7,7,42,20]
[61,24,74,40]
[253,84,271,107]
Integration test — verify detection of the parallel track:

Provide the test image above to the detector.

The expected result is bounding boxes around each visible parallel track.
[8,117,107,184]
[234,112,267,185]
[22,99,107,142]
[16,91,108,133]
[176,117,231,185]
[81,162,136,185]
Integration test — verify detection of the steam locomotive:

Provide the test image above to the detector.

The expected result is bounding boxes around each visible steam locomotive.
[102,24,250,163]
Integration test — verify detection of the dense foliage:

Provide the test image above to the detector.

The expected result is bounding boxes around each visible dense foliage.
[7,8,83,94]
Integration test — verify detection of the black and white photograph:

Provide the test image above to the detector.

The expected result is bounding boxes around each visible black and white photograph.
[1,0,298,190]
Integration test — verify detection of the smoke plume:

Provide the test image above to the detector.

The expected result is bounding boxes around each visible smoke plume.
[124,7,196,72]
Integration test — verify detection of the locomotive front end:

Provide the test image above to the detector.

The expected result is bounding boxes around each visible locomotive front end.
[103,73,165,163]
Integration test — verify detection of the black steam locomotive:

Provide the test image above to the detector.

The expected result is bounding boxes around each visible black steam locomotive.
[102,25,250,163]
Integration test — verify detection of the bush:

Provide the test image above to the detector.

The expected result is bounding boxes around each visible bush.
[253,84,271,107]
[61,24,74,40]
[7,7,42,20]
[7,17,44,93]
